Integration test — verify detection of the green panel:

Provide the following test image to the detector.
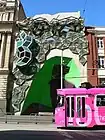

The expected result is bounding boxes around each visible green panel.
[65,59,81,87]
[22,56,71,112]
[17,41,22,47]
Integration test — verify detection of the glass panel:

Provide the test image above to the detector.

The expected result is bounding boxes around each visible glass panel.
[71,97,74,117]
[100,41,104,48]
[97,38,104,48]
[77,97,81,117]
[66,97,69,117]
[96,95,105,106]
[57,95,64,107]
[82,97,85,117]
[97,41,99,48]
[98,56,105,68]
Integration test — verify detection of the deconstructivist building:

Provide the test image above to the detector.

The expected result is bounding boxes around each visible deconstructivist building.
[12,11,89,115]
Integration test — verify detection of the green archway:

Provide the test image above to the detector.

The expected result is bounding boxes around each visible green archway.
[22,56,80,113]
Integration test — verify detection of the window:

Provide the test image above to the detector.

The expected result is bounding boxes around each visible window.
[71,97,74,117]
[82,97,85,117]
[57,95,64,107]
[99,78,105,85]
[77,97,85,118]
[66,97,74,117]
[77,97,81,117]
[96,95,105,106]
[98,56,105,68]
[97,38,104,48]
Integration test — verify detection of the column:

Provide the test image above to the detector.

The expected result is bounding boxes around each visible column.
[0,34,6,68]
[4,34,11,68]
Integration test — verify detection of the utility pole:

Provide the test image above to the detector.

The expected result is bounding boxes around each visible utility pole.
[61,50,63,89]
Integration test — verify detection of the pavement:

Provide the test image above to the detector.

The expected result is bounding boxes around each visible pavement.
[0,113,53,124]
[0,123,105,140]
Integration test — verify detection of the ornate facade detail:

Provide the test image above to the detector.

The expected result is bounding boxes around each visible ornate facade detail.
[16,16,88,65]
[0,0,6,9]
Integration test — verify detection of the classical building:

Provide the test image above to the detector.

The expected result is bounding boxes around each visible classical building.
[86,27,105,86]
[0,0,26,114]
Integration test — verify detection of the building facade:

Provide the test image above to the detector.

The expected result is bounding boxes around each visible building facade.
[0,2,105,114]
[12,12,89,115]
[0,0,26,114]
[86,27,105,86]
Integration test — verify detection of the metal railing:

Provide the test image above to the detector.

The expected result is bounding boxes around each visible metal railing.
[0,112,53,124]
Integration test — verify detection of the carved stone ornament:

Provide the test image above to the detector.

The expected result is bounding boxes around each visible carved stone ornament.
[0,0,6,9]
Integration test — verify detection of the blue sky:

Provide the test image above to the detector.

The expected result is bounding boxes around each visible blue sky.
[21,0,105,26]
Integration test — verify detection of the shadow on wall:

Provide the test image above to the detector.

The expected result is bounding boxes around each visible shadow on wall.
[49,64,75,114]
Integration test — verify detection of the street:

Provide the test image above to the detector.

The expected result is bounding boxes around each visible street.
[0,123,105,140]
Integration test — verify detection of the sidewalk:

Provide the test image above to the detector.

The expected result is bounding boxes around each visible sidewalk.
[0,123,57,131]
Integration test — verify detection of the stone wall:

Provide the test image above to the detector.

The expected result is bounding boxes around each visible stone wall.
[0,74,7,114]
[0,0,26,114]
[0,74,7,98]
